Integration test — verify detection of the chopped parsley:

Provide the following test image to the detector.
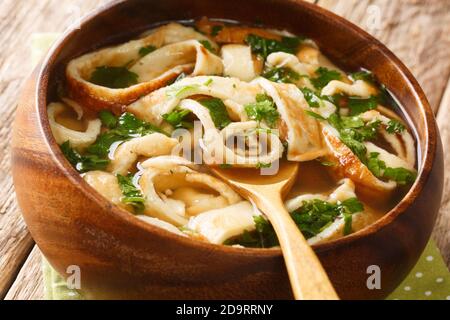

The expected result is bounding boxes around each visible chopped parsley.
[350,70,375,83]
[225,197,364,247]
[166,84,201,98]
[340,115,365,128]
[117,174,145,214]
[292,198,363,238]
[199,40,215,53]
[385,119,406,134]
[256,162,272,169]
[198,97,232,129]
[210,25,223,36]
[245,34,302,59]
[60,112,166,173]
[224,215,279,248]
[262,67,300,84]
[244,94,280,127]
[300,87,322,108]
[326,113,381,162]
[384,167,417,185]
[339,134,368,162]
[90,66,138,89]
[347,96,378,115]
[204,78,214,86]
[113,112,166,136]
[366,152,416,185]
[366,152,385,177]
[310,110,413,183]
[99,110,118,129]
[305,110,326,120]
[328,113,381,142]
[138,45,157,57]
[311,67,341,90]
[60,141,109,173]
[349,70,401,111]
[162,109,193,129]
[323,94,378,115]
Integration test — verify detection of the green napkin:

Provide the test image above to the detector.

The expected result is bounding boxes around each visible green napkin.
[32,33,450,301]
[42,258,83,300]
[387,240,450,300]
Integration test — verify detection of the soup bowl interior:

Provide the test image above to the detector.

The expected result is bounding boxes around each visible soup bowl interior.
[12,0,443,299]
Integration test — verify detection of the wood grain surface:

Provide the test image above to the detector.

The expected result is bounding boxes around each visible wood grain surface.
[4,246,43,300]
[0,0,449,300]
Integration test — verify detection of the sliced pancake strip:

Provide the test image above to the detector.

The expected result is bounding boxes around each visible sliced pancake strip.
[66,23,220,113]
[138,156,242,226]
[255,78,333,161]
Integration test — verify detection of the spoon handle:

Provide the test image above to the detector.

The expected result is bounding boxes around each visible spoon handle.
[256,194,339,300]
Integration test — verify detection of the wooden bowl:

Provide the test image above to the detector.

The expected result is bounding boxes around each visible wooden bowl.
[12,0,444,299]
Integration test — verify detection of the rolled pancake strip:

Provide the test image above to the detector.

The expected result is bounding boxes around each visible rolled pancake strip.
[66,24,220,113]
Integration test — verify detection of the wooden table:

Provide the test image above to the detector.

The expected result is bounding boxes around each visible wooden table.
[1,0,449,300]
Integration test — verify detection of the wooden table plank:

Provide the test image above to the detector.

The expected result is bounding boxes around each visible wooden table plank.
[318,0,450,113]
[4,246,43,300]
[0,0,107,299]
[435,79,450,266]
[1,0,449,299]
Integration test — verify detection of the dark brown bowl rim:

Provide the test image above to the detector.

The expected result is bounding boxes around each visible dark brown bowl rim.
[35,0,436,258]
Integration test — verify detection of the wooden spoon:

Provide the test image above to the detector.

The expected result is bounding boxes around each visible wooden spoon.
[211,161,339,300]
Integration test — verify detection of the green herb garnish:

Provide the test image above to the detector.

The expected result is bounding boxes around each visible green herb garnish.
[305,110,326,120]
[385,119,406,134]
[245,34,302,59]
[99,110,118,129]
[311,67,341,90]
[60,141,109,173]
[340,115,365,128]
[347,96,378,115]
[384,167,417,185]
[325,113,381,162]
[166,84,201,98]
[339,133,368,162]
[262,67,300,84]
[199,40,215,53]
[300,87,322,108]
[244,94,280,127]
[256,162,272,169]
[211,25,223,36]
[224,216,279,248]
[225,196,363,247]
[204,78,214,86]
[366,152,416,185]
[162,109,193,129]
[138,45,157,57]
[292,198,363,238]
[198,97,232,129]
[90,66,138,89]
[350,70,375,83]
[117,174,145,214]
[87,112,166,159]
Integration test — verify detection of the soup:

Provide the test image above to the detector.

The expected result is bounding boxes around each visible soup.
[48,18,417,248]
